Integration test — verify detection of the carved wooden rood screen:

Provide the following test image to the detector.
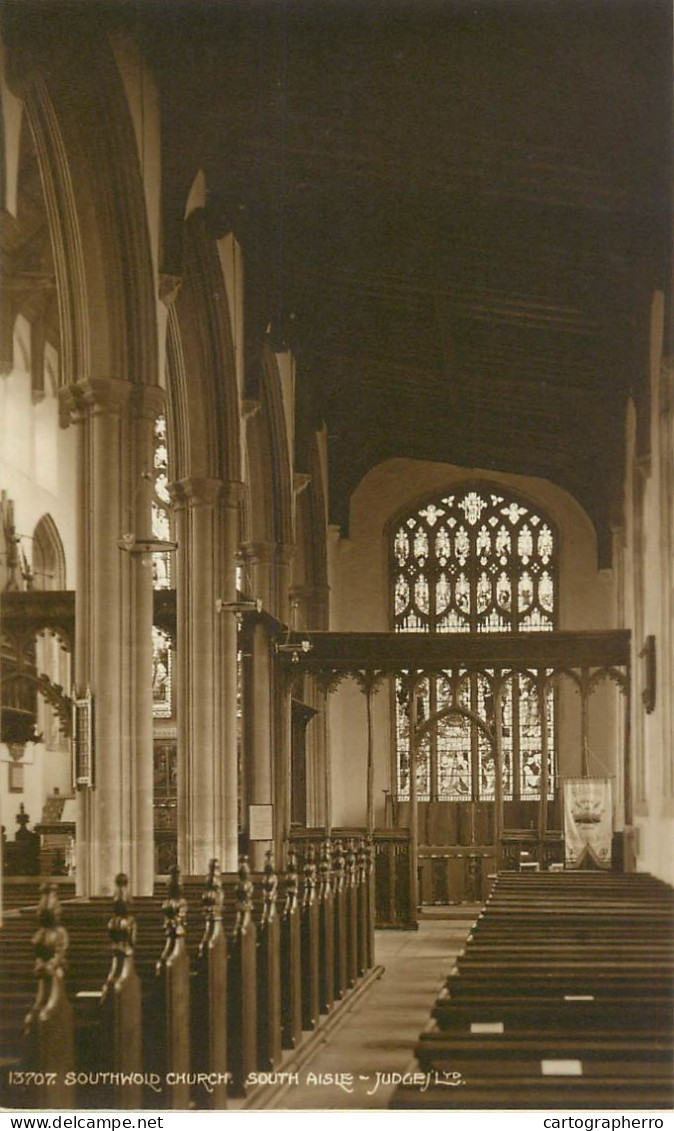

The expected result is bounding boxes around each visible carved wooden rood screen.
[279,627,631,922]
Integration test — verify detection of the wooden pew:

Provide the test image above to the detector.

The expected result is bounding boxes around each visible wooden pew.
[144,867,191,1110]
[430,990,674,1036]
[415,1026,674,1076]
[190,860,228,1109]
[280,853,302,1049]
[356,839,370,976]
[317,839,335,1015]
[332,840,348,1000]
[391,870,674,1111]
[1,843,369,1112]
[22,884,75,1110]
[95,873,143,1109]
[256,852,282,1071]
[344,840,359,989]
[226,858,258,1097]
[299,845,320,1031]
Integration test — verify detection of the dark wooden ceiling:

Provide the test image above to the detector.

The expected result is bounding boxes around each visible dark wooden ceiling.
[8,0,673,564]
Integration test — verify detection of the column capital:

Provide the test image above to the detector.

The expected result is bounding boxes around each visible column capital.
[276,542,295,567]
[131,383,166,421]
[58,378,165,422]
[168,476,223,507]
[59,376,132,420]
[245,540,277,565]
[159,273,183,308]
[221,480,246,510]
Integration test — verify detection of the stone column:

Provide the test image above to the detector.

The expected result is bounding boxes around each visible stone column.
[492,671,505,862]
[290,583,329,829]
[170,477,227,875]
[243,616,274,870]
[305,674,326,827]
[537,676,549,841]
[275,542,294,625]
[220,483,244,872]
[580,668,591,778]
[408,681,420,918]
[249,541,276,614]
[61,378,162,897]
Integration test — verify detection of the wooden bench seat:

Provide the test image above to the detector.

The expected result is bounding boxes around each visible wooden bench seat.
[431,992,674,1033]
[445,972,673,997]
[415,1028,674,1074]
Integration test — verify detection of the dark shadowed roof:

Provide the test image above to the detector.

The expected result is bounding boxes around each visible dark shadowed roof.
[8,0,673,562]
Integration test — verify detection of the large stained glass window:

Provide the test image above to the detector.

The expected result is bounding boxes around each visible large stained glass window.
[392,484,557,801]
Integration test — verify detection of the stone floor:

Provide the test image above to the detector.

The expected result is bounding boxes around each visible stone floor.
[269,911,478,1111]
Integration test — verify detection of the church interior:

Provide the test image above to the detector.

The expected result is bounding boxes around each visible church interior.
[0,0,672,1113]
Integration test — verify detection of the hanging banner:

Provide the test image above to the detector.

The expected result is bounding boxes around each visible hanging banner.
[563,777,612,869]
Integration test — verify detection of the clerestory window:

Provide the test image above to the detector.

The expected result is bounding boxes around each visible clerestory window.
[391,484,557,802]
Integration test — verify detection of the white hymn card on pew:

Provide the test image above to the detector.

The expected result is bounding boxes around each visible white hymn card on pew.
[564,994,595,1001]
[541,1060,583,1076]
[470,1022,504,1034]
[76,990,103,999]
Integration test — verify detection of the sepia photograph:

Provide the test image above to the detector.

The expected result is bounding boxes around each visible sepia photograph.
[0,0,672,1123]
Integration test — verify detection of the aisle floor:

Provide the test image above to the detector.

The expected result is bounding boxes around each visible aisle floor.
[273,912,478,1111]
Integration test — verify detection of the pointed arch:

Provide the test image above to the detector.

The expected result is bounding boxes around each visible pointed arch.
[6,27,158,386]
[245,346,293,549]
[167,210,241,484]
[292,431,329,628]
[32,512,66,590]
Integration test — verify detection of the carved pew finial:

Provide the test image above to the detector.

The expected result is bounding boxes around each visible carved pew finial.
[234,855,254,932]
[100,873,143,1105]
[284,850,300,916]
[332,839,346,893]
[357,838,368,884]
[156,865,187,974]
[24,883,74,1106]
[303,843,318,906]
[203,858,223,915]
[319,838,333,899]
[198,858,223,959]
[262,849,278,924]
[108,872,137,958]
[30,883,69,988]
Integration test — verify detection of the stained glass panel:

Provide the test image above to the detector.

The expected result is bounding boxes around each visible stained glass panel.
[152,626,172,719]
[395,677,431,801]
[152,415,172,591]
[152,415,173,717]
[437,713,472,800]
[519,676,555,799]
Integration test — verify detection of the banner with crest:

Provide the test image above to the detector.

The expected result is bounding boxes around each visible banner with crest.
[563,777,612,869]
